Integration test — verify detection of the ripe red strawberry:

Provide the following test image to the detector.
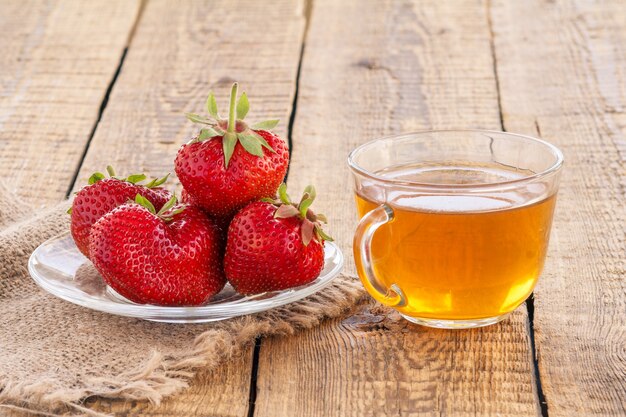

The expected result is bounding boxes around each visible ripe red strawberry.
[70,166,171,258]
[225,184,333,295]
[181,188,232,232]
[180,188,197,206]
[175,82,289,218]
[90,195,226,306]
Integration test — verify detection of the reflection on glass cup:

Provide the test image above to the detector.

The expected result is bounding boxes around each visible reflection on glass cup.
[348,130,563,329]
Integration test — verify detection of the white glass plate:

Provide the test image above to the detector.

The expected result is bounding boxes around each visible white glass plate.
[28,233,343,323]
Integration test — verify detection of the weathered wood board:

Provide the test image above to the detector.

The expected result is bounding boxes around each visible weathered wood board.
[78,0,306,415]
[255,1,542,416]
[0,0,140,204]
[3,0,624,415]
[491,0,626,415]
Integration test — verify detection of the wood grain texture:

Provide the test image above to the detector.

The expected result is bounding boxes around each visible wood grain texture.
[491,0,626,415]
[0,0,140,204]
[77,0,306,415]
[74,0,305,186]
[255,1,541,416]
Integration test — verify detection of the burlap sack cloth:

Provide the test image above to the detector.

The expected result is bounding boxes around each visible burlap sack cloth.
[0,185,367,416]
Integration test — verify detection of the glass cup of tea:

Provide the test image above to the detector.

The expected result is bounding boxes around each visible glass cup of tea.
[348,130,563,329]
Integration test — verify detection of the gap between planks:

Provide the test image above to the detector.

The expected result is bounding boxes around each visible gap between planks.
[65,0,148,198]
[247,339,262,417]
[527,294,550,417]
[247,0,313,415]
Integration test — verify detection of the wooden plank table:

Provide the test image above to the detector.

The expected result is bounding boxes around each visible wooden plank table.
[1,0,624,416]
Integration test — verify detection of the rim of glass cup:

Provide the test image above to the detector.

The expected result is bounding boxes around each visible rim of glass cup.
[347,129,564,190]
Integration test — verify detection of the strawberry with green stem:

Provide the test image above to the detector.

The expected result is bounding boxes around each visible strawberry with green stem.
[90,194,226,306]
[225,184,333,295]
[70,166,172,258]
[175,82,289,218]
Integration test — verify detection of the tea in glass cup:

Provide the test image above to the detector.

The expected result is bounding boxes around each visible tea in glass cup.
[348,130,563,329]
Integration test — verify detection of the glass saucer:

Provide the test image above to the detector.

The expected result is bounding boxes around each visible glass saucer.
[28,233,343,323]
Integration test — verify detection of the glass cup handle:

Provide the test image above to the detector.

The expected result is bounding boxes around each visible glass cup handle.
[354,204,407,308]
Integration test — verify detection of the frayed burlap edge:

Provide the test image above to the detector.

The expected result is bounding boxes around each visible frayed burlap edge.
[0,278,367,417]
[0,200,368,417]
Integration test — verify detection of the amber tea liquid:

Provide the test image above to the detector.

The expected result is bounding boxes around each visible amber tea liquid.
[355,163,556,320]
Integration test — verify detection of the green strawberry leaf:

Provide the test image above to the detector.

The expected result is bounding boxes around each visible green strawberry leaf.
[156,195,177,216]
[315,225,334,242]
[168,207,185,216]
[249,130,276,153]
[159,206,185,223]
[261,197,276,203]
[303,185,316,201]
[134,194,156,214]
[251,119,279,130]
[88,172,105,185]
[315,213,328,223]
[145,173,170,188]
[237,133,264,157]
[186,113,213,125]
[301,219,315,246]
[66,206,73,214]
[223,132,238,168]
[206,93,219,119]
[274,204,300,219]
[199,127,222,141]
[236,92,249,120]
[126,174,147,184]
[299,198,314,218]
[278,183,291,205]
